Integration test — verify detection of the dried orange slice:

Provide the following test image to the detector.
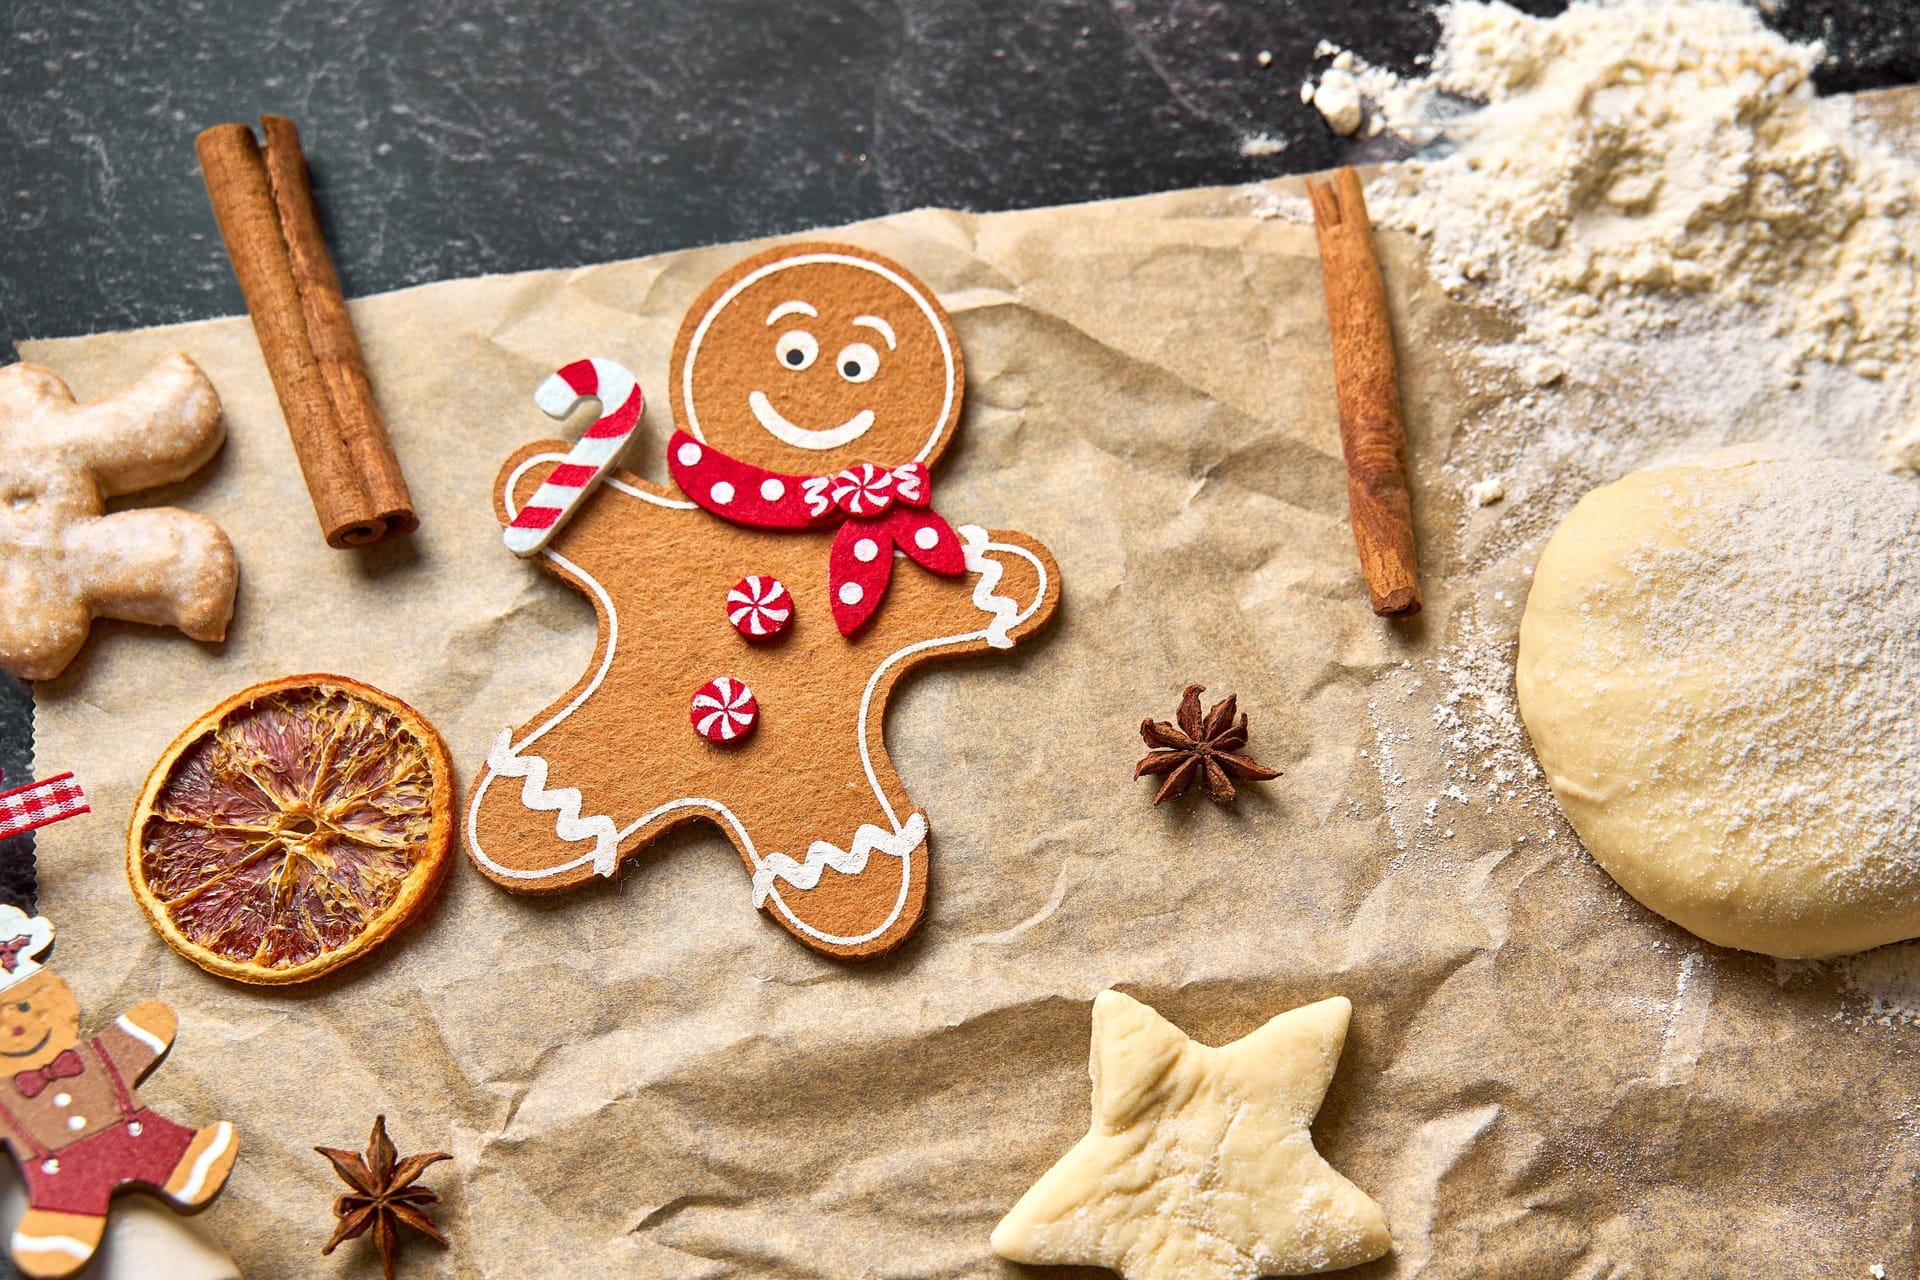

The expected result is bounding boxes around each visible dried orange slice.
[127,674,454,985]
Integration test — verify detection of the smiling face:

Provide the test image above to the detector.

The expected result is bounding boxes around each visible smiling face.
[0,971,79,1071]
[670,242,964,476]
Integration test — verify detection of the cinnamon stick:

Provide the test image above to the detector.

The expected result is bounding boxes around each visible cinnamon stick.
[196,118,416,548]
[1307,166,1422,618]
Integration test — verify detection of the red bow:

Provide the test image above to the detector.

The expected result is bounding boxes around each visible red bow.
[666,431,965,636]
[15,1049,81,1098]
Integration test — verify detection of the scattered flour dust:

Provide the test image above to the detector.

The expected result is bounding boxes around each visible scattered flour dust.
[1305,0,1920,468]
[1283,0,1920,1023]
[1829,948,1920,1027]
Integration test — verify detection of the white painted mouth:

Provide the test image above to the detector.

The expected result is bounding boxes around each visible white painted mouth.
[749,390,875,450]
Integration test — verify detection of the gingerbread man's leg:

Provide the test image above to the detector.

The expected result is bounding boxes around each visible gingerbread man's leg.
[11,1209,105,1279]
[727,524,1058,957]
[716,789,929,959]
[64,509,238,640]
[160,1121,237,1209]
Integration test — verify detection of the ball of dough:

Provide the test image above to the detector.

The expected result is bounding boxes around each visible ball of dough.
[1516,447,1920,958]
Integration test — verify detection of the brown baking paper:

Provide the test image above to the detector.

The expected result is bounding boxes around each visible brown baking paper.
[21,101,1920,1278]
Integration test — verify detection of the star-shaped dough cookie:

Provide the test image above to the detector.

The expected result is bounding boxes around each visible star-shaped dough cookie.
[992,990,1391,1280]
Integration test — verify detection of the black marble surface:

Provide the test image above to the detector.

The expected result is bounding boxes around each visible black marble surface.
[0,0,1915,882]
[6,0,1915,349]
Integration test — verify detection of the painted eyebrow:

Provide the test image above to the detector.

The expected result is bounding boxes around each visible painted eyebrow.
[853,315,897,350]
[765,300,817,325]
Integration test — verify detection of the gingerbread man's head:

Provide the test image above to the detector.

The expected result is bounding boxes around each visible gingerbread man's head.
[669,242,965,477]
[0,908,75,1073]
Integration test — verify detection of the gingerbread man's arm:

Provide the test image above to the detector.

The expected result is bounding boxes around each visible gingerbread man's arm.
[96,999,177,1085]
[496,440,691,577]
[876,523,1060,656]
[5,354,224,497]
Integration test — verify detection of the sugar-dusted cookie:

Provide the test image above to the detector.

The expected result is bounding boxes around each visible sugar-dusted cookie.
[0,906,237,1280]
[466,242,1060,958]
[0,354,236,681]
[994,991,1391,1279]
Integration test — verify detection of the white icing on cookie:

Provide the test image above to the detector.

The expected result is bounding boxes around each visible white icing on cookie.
[751,815,927,906]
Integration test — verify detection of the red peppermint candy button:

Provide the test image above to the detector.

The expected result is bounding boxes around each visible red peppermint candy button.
[727,575,792,640]
[690,676,758,743]
[829,463,895,517]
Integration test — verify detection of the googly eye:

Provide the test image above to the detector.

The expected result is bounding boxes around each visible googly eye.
[837,342,880,384]
[775,331,818,371]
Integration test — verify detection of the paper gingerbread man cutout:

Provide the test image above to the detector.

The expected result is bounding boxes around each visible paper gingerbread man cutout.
[0,354,237,682]
[0,906,237,1279]
[466,242,1060,958]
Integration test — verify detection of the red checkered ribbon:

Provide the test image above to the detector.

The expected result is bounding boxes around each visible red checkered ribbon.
[0,773,89,841]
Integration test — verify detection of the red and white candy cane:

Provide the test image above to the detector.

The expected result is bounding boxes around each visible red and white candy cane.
[503,357,645,557]
[0,771,88,842]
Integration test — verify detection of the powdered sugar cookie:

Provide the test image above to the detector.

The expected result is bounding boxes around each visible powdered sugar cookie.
[0,355,236,682]
[466,242,1060,958]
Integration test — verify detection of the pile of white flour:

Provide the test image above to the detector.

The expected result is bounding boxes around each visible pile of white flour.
[1287,0,1920,1017]
[1309,0,1920,467]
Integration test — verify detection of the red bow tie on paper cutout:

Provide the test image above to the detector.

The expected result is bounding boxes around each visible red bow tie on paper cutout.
[0,936,32,974]
[667,431,965,636]
[14,1049,82,1099]
[0,772,88,843]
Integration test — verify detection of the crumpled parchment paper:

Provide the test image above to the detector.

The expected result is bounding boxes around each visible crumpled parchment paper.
[20,127,1920,1278]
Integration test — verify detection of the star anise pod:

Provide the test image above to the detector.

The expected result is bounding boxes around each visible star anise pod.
[317,1115,451,1280]
[1135,684,1283,804]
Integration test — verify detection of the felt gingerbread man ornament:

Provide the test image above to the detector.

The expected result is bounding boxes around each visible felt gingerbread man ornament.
[467,242,1060,958]
[0,905,236,1278]
[0,353,237,682]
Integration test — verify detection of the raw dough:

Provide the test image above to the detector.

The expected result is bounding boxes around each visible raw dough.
[991,990,1390,1279]
[1517,447,1920,958]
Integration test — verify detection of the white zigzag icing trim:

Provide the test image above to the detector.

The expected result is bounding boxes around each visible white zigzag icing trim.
[751,813,926,907]
[958,524,1019,650]
[487,730,621,874]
